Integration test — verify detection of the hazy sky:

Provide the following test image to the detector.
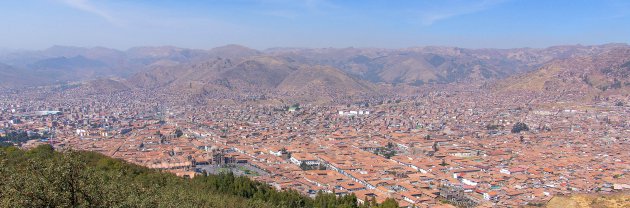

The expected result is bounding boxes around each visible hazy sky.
[1,0,629,50]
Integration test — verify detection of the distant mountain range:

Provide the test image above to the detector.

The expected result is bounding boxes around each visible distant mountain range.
[1,43,629,100]
[498,46,630,100]
[0,45,217,87]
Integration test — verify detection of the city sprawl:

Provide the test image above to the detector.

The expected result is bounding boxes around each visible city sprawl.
[1,83,628,207]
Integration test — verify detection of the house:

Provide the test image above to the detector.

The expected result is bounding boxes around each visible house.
[290,153,320,166]
[483,191,499,201]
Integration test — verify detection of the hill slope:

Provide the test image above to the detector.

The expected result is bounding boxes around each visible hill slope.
[278,65,376,98]
[0,62,43,88]
[125,55,378,102]
[546,194,629,208]
[498,47,630,99]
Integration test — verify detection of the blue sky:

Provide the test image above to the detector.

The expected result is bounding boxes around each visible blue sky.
[1,0,629,50]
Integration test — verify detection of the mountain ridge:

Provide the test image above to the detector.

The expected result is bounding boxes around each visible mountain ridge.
[1,43,629,101]
[496,47,630,100]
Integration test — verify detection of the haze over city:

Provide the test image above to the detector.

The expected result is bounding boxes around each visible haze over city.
[0,1,629,208]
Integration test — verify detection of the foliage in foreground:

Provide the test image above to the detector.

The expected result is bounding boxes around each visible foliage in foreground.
[0,145,399,208]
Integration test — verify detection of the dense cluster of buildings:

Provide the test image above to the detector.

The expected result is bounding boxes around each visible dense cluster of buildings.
[0,85,628,207]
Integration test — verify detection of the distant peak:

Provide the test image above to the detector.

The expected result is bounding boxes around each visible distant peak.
[212,44,255,51]
[127,45,184,51]
[220,44,247,48]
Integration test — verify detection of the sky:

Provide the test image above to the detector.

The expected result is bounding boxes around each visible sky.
[1,0,629,50]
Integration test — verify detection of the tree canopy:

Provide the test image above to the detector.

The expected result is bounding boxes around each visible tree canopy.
[511,122,530,133]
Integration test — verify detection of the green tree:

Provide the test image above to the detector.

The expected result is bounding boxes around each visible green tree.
[378,198,399,208]
[616,101,624,107]
[174,129,183,138]
[386,142,394,149]
[511,122,529,133]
